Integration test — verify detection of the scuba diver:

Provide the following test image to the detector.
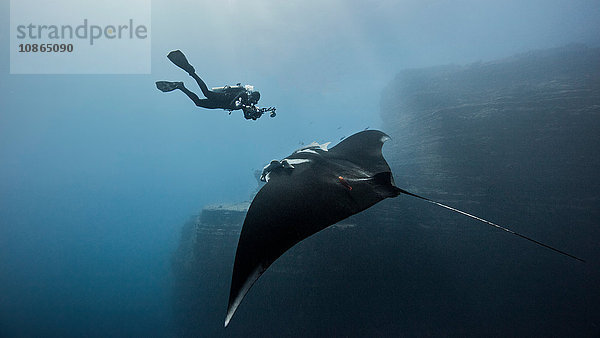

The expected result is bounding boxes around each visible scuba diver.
[156,50,276,120]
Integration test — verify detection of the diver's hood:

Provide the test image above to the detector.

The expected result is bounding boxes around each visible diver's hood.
[245,85,260,103]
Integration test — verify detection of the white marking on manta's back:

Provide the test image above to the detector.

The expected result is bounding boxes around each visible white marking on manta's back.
[281,160,294,169]
[285,158,311,165]
[319,142,331,151]
[346,176,373,182]
[296,141,330,153]
[297,149,319,155]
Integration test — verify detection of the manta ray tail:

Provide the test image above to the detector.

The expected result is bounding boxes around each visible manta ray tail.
[396,187,585,262]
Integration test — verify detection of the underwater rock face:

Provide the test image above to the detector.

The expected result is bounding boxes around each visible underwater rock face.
[172,45,600,336]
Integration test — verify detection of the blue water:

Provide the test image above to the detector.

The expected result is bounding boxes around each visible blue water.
[1,1,599,336]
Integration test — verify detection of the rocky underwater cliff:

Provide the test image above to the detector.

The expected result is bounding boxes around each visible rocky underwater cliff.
[172,45,600,337]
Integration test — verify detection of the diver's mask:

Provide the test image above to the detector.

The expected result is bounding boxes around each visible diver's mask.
[249,91,261,104]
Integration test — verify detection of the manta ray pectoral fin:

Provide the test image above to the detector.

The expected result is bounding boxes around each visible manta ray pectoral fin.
[330,130,392,174]
[396,188,585,262]
[224,265,265,327]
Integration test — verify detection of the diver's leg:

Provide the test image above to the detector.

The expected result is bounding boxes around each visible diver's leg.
[166,50,221,99]
[165,51,219,100]
[157,80,218,108]
[188,73,217,99]
[178,86,220,109]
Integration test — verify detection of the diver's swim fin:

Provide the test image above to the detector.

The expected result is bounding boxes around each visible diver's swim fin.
[167,50,195,74]
[156,81,183,92]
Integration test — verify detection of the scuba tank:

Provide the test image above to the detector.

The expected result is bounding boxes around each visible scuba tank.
[211,84,257,96]
[211,84,246,95]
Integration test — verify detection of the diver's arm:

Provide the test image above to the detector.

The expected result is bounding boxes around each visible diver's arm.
[253,105,276,117]
[234,97,243,108]
[241,104,277,119]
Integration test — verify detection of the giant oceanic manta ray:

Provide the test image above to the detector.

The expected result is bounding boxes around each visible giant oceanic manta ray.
[224,130,583,327]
